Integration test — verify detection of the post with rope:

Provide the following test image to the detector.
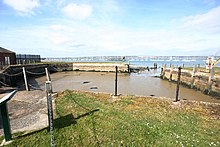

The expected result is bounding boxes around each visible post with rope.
[45,68,53,93]
[45,81,54,147]
[22,67,30,91]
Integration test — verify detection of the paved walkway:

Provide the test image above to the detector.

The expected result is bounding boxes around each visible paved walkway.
[0,90,49,136]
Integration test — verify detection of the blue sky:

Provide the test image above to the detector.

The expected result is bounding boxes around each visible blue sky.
[0,0,220,57]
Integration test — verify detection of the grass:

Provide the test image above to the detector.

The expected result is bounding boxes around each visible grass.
[5,90,220,146]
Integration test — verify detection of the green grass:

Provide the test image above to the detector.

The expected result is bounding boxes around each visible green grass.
[5,90,220,146]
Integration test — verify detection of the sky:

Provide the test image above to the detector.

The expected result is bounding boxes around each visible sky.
[0,0,220,57]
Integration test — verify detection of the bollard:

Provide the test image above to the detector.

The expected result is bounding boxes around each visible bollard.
[115,66,118,96]
[175,67,181,102]
[22,67,30,91]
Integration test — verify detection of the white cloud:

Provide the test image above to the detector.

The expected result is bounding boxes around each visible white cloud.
[3,0,40,14]
[62,3,92,20]
[181,6,220,33]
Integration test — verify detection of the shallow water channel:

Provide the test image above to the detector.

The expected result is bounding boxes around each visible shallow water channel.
[29,70,220,103]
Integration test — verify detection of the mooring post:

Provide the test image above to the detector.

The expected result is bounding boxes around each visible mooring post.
[45,81,54,147]
[153,63,157,69]
[175,66,181,102]
[208,68,215,93]
[191,65,196,88]
[169,65,174,81]
[161,65,164,78]
[22,67,29,91]
[162,64,166,79]
[115,66,118,96]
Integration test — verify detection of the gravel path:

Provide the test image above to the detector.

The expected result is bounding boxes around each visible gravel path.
[0,90,49,136]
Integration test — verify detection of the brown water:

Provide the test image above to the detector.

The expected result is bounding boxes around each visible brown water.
[29,71,220,103]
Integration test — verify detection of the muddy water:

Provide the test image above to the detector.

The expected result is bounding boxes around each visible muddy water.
[29,71,220,103]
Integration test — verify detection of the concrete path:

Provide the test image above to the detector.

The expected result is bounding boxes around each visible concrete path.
[0,90,49,136]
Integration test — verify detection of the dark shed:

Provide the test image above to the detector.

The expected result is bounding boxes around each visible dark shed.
[0,47,16,65]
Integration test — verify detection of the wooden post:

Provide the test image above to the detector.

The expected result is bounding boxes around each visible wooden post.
[208,68,215,93]
[162,64,166,79]
[191,65,196,88]
[175,67,181,102]
[115,66,118,96]
[169,65,174,81]
[161,66,163,78]
[23,67,29,91]
[153,63,157,69]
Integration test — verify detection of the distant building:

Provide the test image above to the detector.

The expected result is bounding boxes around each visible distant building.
[0,47,16,66]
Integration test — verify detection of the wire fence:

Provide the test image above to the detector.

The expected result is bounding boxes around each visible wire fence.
[16,54,41,65]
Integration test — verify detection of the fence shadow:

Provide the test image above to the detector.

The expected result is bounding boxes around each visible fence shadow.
[13,109,100,140]
[54,113,76,129]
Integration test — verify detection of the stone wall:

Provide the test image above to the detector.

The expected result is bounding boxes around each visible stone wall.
[161,67,220,97]
[72,62,130,72]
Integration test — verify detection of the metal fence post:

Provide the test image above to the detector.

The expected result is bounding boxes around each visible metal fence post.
[45,81,54,147]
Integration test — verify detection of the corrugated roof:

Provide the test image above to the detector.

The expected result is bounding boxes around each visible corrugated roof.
[0,47,15,53]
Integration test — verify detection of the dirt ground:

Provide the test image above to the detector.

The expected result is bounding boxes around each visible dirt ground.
[0,90,49,137]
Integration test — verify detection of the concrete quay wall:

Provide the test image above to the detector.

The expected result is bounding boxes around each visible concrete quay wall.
[161,68,220,97]
[72,62,130,72]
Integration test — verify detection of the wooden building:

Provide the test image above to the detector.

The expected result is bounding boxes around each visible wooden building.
[0,47,16,66]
